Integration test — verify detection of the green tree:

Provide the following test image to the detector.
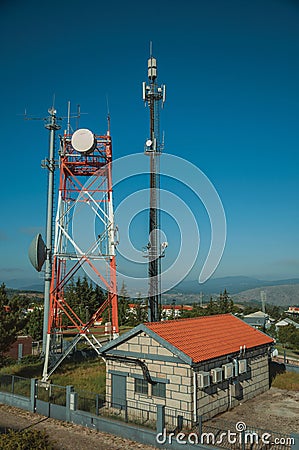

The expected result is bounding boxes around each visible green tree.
[118,281,130,326]
[0,283,28,363]
[266,323,277,340]
[25,307,44,341]
[206,296,219,315]
[205,291,237,316]
[127,293,147,326]
[278,324,299,350]
[265,304,284,321]
[63,277,106,326]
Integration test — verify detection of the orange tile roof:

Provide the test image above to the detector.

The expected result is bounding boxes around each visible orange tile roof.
[146,314,273,363]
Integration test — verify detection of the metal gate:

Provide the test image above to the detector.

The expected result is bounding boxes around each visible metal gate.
[35,381,67,421]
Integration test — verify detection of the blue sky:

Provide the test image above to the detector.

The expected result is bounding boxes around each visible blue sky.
[0,0,298,289]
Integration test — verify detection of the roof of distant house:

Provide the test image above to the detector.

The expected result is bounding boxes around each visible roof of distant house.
[276,317,299,328]
[243,311,268,318]
[162,305,193,311]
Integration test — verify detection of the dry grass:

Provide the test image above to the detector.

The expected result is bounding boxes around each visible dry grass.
[272,371,299,391]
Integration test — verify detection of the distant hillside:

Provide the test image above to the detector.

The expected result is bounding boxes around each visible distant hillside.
[6,287,44,300]
[232,284,299,307]
[169,276,299,295]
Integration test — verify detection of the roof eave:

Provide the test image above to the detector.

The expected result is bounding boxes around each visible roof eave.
[99,323,192,365]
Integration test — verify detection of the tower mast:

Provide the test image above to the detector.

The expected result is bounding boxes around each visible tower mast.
[143,51,166,322]
[42,108,61,354]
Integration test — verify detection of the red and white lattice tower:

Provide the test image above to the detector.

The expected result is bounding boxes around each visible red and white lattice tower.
[42,123,118,381]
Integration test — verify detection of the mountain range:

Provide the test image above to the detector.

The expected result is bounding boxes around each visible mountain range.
[4,275,299,307]
[169,276,299,295]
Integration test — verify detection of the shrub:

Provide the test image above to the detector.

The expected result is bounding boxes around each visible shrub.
[0,429,56,449]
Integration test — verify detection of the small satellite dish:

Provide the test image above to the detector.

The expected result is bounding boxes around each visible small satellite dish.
[71,128,97,154]
[28,233,46,272]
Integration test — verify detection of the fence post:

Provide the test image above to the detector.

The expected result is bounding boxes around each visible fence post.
[156,404,165,435]
[66,385,74,422]
[11,375,15,394]
[291,434,299,450]
[30,378,37,413]
[198,415,202,438]
[177,415,183,432]
[96,394,99,416]
[124,400,128,423]
[241,430,245,450]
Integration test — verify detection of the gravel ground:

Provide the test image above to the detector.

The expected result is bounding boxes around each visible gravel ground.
[206,387,299,435]
[0,404,157,450]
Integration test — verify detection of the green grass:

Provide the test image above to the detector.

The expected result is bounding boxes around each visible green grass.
[275,344,299,360]
[0,361,43,378]
[272,371,299,391]
[0,358,106,395]
[51,359,106,394]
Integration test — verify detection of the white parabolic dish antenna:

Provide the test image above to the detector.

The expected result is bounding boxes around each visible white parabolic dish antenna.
[71,128,97,154]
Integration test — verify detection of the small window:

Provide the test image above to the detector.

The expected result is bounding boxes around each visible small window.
[152,382,166,398]
[135,378,148,395]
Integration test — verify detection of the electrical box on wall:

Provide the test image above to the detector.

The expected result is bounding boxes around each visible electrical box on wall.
[211,368,223,383]
[238,359,247,374]
[222,363,234,379]
[197,371,210,388]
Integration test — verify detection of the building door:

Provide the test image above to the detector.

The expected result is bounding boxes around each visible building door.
[111,374,127,408]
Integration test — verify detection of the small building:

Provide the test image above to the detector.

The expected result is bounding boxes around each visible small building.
[243,310,273,329]
[285,306,299,317]
[161,304,193,319]
[127,303,193,320]
[99,314,273,424]
[275,317,299,331]
[4,336,33,360]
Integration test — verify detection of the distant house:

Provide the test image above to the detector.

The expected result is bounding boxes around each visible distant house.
[286,306,299,317]
[161,304,193,319]
[128,303,193,319]
[243,310,274,329]
[4,336,33,360]
[99,314,273,424]
[275,317,299,331]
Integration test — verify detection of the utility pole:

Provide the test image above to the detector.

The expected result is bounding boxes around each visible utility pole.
[143,50,166,322]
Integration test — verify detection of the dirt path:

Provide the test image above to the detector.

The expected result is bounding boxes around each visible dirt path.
[207,387,299,434]
[0,404,157,450]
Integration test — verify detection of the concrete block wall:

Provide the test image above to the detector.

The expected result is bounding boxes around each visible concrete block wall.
[106,331,193,425]
[242,353,269,400]
[195,346,270,420]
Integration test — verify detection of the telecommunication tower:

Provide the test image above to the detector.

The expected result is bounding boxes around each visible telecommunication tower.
[261,290,266,314]
[29,106,119,382]
[142,51,166,322]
